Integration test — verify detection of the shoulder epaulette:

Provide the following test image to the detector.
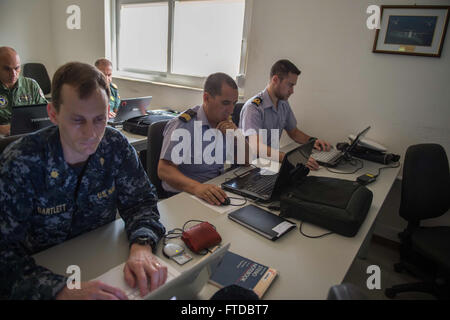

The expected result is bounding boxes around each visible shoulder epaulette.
[178,108,197,122]
[251,97,262,106]
[111,83,118,89]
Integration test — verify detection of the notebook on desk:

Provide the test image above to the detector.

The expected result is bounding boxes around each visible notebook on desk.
[221,140,314,201]
[108,96,152,126]
[95,243,230,300]
[228,204,296,240]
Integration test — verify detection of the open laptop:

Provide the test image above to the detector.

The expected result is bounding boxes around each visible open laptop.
[108,96,152,126]
[10,103,53,135]
[221,140,315,202]
[311,126,371,167]
[96,243,230,300]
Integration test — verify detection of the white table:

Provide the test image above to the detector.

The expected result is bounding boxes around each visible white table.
[33,148,400,299]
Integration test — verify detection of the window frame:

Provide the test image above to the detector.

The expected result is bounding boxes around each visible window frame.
[106,0,252,90]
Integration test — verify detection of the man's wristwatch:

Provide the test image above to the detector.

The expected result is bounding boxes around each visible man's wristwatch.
[130,236,154,249]
[308,137,317,143]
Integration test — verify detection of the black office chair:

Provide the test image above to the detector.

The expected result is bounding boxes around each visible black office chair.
[22,63,51,96]
[0,134,26,155]
[231,102,244,127]
[385,144,450,299]
[146,120,170,200]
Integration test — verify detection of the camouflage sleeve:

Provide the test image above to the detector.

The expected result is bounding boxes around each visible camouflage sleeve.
[115,139,166,252]
[0,156,67,299]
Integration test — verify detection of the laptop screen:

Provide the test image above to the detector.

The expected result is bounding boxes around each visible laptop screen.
[110,96,152,123]
[10,103,52,135]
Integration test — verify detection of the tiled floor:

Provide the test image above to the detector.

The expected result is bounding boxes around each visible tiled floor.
[343,237,436,300]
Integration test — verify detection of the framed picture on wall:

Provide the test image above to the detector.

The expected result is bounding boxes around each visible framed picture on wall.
[373,5,450,57]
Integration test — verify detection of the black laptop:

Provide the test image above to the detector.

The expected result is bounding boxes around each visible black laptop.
[221,140,315,202]
[108,96,152,126]
[10,103,53,135]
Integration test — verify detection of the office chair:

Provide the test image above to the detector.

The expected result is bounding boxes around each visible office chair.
[327,283,367,300]
[385,144,450,299]
[22,63,51,96]
[231,102,244,127]
[0,134,26,154]
[146,120,170,200]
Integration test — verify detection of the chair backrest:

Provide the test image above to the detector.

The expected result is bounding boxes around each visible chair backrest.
[22,63,51,95]
[400,144,450,223]
[232,102,244,127]
[0,134,26,155]
[146,120,169,199]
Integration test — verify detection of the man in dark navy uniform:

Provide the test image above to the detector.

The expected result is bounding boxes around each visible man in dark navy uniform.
[0,62,166,299]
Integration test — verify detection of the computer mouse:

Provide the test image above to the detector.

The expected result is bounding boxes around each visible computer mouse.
[220,197,231,206]
[163,243,184,258]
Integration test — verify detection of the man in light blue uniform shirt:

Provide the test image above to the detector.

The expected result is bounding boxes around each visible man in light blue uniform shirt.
[240,59,331,170]
[159,73,249,206]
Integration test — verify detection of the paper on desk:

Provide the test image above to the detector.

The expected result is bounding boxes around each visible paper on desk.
[189,190,243,215]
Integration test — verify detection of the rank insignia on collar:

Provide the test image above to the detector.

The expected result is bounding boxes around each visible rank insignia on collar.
[50,170,59,179]
[100,157,105,166]
[178,108,197,122]
[252,97,262,106]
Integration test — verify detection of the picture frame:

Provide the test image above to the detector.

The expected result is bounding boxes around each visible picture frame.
[373,5,450,57]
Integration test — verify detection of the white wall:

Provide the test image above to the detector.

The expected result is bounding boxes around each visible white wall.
[0,0,56,76]
[49,0,105,69]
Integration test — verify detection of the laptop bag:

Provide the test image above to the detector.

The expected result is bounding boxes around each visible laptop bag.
[279,176,373,237]
[123,111,178,136]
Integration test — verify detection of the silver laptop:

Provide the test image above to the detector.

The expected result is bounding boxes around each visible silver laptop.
[311,126,371,167]
[108,96,152,126]
[96,243,230,300]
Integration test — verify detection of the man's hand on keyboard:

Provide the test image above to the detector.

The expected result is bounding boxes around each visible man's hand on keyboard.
[56,281,129,300]
[314,139,331,152]
[124,245,168,297]
[306,156,320,171]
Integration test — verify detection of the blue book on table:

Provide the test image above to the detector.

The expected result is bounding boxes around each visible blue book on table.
[209,250,277,298]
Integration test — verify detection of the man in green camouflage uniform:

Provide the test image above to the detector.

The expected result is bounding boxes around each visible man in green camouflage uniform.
[95,58,121,118]
[0,62,167,300]
[0,47,47,136]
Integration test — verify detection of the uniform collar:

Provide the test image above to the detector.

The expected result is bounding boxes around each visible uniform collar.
[197,104,214,128]
[44,127,108,187]
[261,87,287,111]
[0,76,23,91]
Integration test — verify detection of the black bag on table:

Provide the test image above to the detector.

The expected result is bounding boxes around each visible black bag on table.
[280,176,373,237]
[123,110,178,136]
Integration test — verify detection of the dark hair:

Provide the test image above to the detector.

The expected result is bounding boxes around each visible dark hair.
[51,62,110,112]
[270,59,301,80]
[204,72,238,97]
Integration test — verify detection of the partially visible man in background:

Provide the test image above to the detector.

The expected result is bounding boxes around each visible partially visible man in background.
[0,47,47,136]
[95,58,120,119]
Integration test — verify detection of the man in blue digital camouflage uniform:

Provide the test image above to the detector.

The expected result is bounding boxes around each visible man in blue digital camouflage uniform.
[0,47,47,136]
[158,73,250,206]
[0,62,167,300]
[239,59,331,170]
[95,58,121,119]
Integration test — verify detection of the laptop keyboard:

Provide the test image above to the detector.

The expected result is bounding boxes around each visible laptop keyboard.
[246,174,278,195]
[311,149,342,163]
